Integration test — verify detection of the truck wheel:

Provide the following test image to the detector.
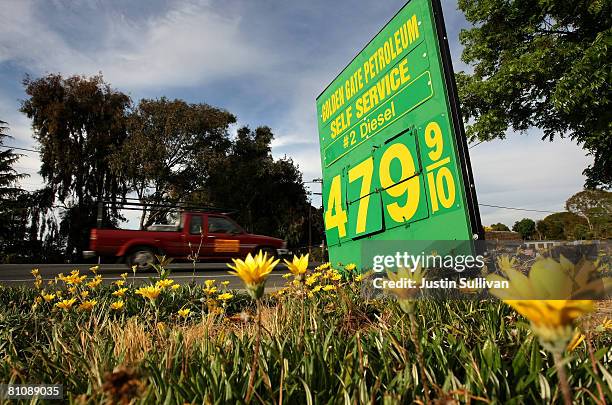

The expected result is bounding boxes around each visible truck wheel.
[127,247,156,272]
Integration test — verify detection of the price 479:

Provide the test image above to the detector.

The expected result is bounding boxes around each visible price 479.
[324,121,457,238]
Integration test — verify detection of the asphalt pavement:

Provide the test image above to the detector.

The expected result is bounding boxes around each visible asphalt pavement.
[0,262,295,289]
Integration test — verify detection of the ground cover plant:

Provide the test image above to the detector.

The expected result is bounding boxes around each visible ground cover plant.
[0,255,610,404]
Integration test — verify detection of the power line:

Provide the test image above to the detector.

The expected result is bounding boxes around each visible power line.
[0,145,38,153]
[479,203,557,214]
[1,144,560,215]
[469,140,484,149]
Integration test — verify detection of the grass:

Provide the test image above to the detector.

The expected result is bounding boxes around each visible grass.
[0,270,610,404]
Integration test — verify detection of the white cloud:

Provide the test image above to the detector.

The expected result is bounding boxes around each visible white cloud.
[0,92,41,191]
[470,133,592,226]
[13,153,43,192]
[0,0,275,89]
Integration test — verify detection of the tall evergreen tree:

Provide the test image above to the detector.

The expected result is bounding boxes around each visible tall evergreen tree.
[0,120,25,242]
[204,126,310,245]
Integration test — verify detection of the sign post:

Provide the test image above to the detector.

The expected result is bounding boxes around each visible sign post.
[316,0,483,268]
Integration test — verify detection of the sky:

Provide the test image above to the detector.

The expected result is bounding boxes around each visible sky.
[0,0,592,228]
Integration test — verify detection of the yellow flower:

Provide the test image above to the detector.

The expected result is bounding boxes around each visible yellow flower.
[305,273,321,286]
[112,288,128,297]
[284,254,309,280]
[55,298,77,310]
[131,265,138,273]
[34,279,43,289]
[322,285,337,291]
[135,285,161,301]
[156,322,166,333]
[205,279,216,288]
[386,266,426,314]
[355,274,364,282]
[567,330,585,352]
[110,300,124,311]
[171,284,180,291]
[156,279,174,289]
[217,292,234,301]
[282,273,292,279]
[227,251,279,299]
[311,285,322,293]
[487,256,609,349]
[79,300,97,311]
[31,268,40,277]
[34,296,43,304]
[204,287,218,295]
[113,280,126,287]
[87,276,103,289]
[177,308,191,318]
[120,272,128,280]
[329,272,342,281]
[497,255,518,273]
[345,263,357,271]
[89,265,99,274]
[315,262,331,271]
[221,281,230,287]
[63,274,87,285]
[68,286,77,294]
[80,290,89,299]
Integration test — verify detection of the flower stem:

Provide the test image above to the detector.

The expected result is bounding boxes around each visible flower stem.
[553,350,572,405]
[246,299,262,403]
[298,284,305,348]
[586,331,606,404]
[408,311,430,404]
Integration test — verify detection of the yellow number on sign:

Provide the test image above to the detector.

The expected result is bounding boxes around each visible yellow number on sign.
[348,157,374,234]
[324,175,348,238]
[427,166,456,213]
[424,121,443,161]
[379,143,420,223]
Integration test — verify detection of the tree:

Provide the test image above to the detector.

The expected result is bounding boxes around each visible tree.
[490,222,510,231]
[109,97,236,228]
[565,189,611,239]
[512,218,536,240]
[20,74,131,258]
[203,126,310,245]
[456,0,612,189]
[0,120,26,241]
[536,211,587,240]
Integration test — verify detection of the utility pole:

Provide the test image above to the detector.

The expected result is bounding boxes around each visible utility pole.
[305,178,323,257]
[308,193,312,256]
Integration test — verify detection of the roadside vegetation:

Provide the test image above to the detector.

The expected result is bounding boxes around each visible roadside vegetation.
[0,254,610,404]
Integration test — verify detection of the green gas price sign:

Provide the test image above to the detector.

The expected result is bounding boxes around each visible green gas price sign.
[316,0,483,268]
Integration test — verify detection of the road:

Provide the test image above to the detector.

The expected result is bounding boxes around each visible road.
[0,262,299,289]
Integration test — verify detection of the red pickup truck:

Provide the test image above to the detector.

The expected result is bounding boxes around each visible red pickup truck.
[84,211,287,270]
